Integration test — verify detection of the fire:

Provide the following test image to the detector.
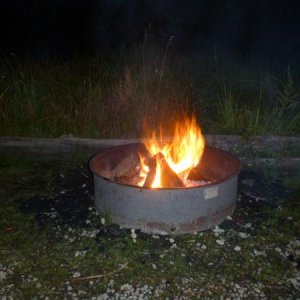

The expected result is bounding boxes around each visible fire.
[139,116,205,188]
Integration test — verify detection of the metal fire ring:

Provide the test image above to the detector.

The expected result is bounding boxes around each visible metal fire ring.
[89,143,240,234]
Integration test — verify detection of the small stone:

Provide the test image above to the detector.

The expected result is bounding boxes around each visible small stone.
[73,272,81,278]
[152,264,157,270]
[101,217,105,225]
[152,235,160,239]
[216,239,225,245]
[238,232,248,239]
[226,215,233,221]
[213,226,225,236]
[234,246,241,252]
[253,249,267,257]
[169,238,175,244]
[201,245,207,250]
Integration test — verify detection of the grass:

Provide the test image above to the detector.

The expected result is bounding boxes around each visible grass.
[0,50,299,138]
[0,154,299,298]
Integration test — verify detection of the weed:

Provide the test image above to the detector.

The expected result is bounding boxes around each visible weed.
[0,51,299,138]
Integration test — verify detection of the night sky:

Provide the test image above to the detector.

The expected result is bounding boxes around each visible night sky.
[1,0,300,70]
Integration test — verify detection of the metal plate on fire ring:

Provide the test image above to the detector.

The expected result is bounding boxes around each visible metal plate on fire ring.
[89,143,240,234]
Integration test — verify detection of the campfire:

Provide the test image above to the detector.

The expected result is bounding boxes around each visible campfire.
[89,115,240,234]
[110,116,211,189]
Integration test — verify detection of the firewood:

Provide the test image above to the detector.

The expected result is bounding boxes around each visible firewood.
[143,152,184,188]
[111,154,139,179]
[143,155,157,188]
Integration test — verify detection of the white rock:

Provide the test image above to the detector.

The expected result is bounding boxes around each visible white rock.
[216,239,225,245]
[213,226,225,234]
[253,249,267,257]
[238,232,248,239]
[234,246,241,251]
[73,272,81,278]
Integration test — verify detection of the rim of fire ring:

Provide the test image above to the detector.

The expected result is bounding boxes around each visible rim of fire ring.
[89,144,241,191]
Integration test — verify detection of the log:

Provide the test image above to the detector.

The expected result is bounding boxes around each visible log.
[143,155,157,188]
[143,152,185,188]
[0,135,299,156]
[0,136,299,170]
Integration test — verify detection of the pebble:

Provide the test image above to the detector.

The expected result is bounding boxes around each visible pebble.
[238,232,248,239]
[216,239,225,245]
[73,272,81,278]
[234,246,241,252]
[253,249,267,257]
[213,226,225,236]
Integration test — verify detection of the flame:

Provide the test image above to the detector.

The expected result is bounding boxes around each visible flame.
[139,116,205,188]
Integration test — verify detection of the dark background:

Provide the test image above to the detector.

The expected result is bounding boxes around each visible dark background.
[1,0,300,71]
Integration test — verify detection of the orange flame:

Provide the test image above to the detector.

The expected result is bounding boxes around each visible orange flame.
[139,116,205,188]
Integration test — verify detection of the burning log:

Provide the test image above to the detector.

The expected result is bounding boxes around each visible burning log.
[142,154,157,188]
[143,152,185,188]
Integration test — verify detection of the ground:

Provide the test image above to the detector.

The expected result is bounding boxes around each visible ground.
[0,154,299,299]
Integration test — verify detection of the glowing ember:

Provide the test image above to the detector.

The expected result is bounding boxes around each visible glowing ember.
[138,116,205,188]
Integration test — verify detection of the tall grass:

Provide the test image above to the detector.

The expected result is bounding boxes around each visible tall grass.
[0,47,194,138]
[213,67,300,135]
[0,50,299,138]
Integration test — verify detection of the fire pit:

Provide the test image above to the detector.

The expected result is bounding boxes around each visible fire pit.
[89,143,240,234]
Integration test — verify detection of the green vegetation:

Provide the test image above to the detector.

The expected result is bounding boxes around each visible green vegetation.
[0,51,299,138]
